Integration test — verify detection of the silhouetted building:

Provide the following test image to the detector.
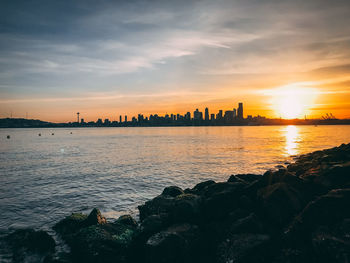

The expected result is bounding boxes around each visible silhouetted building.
[224,111,234,123]
[104,119,110,125]
[233,108,237,118]
[210,113,215,121]
[237,103,243,119]
[96,118,103,125]
[185,112,191,120]
[81,118,85,124]
[119,115,122,123]
[125,115,127,122]
[216,110,223,120]
[205,107,209,121]
[194,109,203,120]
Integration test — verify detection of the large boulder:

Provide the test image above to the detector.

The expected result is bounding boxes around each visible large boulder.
[257,182,307,227]
[85,208,107,226]
[138,195,175,221]
[201,182,246,220]
[7,228,56,253]
[162,186,184,197]
[6,228,56,263]
[53,212,88,235]
[145,223,200,263]
[286,188,350,238]
[217,233,271,263]
[173,193,202,222]
[228,174,261,184]
[115,214,138,228]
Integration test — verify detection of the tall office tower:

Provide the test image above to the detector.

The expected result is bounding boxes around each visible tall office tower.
[216,110,223,120]
[185,112,191,120]
[205,107,209,121]
[233,108,237,118]
[125,115,127,122]
[119,115,122,123]
[237,103,243,119]
[210,113,215,121]
[194,109,202,120]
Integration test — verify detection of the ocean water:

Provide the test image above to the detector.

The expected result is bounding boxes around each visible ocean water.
[1,125,350,233]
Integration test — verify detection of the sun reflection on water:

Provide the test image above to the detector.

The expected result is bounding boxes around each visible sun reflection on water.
[284,125,300,156]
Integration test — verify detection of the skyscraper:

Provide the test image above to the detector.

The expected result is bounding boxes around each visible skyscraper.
[194,109,203,120]
[205,107,209,121]
[119,115,122,123]
[237,103,243,119]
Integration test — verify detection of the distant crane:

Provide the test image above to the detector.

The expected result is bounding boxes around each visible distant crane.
[322,113,337,120]
[77,112,80,123]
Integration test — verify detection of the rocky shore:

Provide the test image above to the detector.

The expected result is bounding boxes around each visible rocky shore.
[3,143,350,263]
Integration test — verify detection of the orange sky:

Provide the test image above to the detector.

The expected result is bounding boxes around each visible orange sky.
[1,1,350,122]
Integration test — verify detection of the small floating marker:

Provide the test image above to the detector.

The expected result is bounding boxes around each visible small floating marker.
[7,135,10,139]
[70,132,73,134]
[38,133,41,136]
[51,133,54,135]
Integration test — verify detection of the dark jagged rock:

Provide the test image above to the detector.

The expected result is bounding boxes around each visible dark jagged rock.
[85,208,107,226]
[229,213,263,234]
[201,182,246,220]
[186,180,216,194]
[116,214,138,228]
[162,186,184,197]
[217,233,271,263]
[53,212,87,235]
[6,228,56,263]
[228,173,261,184]
[145,223,200,263]
[7,228,56,253]
[138,195,175,221]
[173,193,202,222]
[257,182,307,227]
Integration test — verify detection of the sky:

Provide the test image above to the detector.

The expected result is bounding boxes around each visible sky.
[1,0,350,122]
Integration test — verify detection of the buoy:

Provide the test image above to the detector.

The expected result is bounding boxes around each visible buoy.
[51,133,54,135]
[7,135,10,139]
[70,132,72,134]
[38,133,41,136]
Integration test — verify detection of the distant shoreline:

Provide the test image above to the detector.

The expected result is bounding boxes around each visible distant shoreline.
[1,117,350,128]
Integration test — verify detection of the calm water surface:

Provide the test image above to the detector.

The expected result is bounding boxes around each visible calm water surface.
[1,125,350,232]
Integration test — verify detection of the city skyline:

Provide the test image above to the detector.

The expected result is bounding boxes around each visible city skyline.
[1,1,350,121]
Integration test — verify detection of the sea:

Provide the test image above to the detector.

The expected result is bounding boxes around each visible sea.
[1,125,350,235]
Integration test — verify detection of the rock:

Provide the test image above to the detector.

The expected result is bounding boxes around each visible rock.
[85,208,107,226]
[173,193,201,222]
[229,213,263,234]
[312,232,350,263]
[201,182,246,220]
[162,186,184,197]
[257,182,306,227]
[190,180,216,194]
[116,214,138,228]
[145,223,200,263]
[7,228,56,253]
[69,223,137,263]
[140,214,166,234]
[138,195,175,221]
[228,174,261,184]
[217,233,271,263]
[286,188,350,238]
[53,212,88,235]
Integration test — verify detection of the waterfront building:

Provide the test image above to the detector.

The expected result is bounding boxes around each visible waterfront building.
[237,103,243,119]
[205,107,209,121]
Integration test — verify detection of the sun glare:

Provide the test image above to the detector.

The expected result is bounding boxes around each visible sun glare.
[269,83,318,119]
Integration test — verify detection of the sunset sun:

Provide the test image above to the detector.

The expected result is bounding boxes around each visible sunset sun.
[269,83,318,119]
